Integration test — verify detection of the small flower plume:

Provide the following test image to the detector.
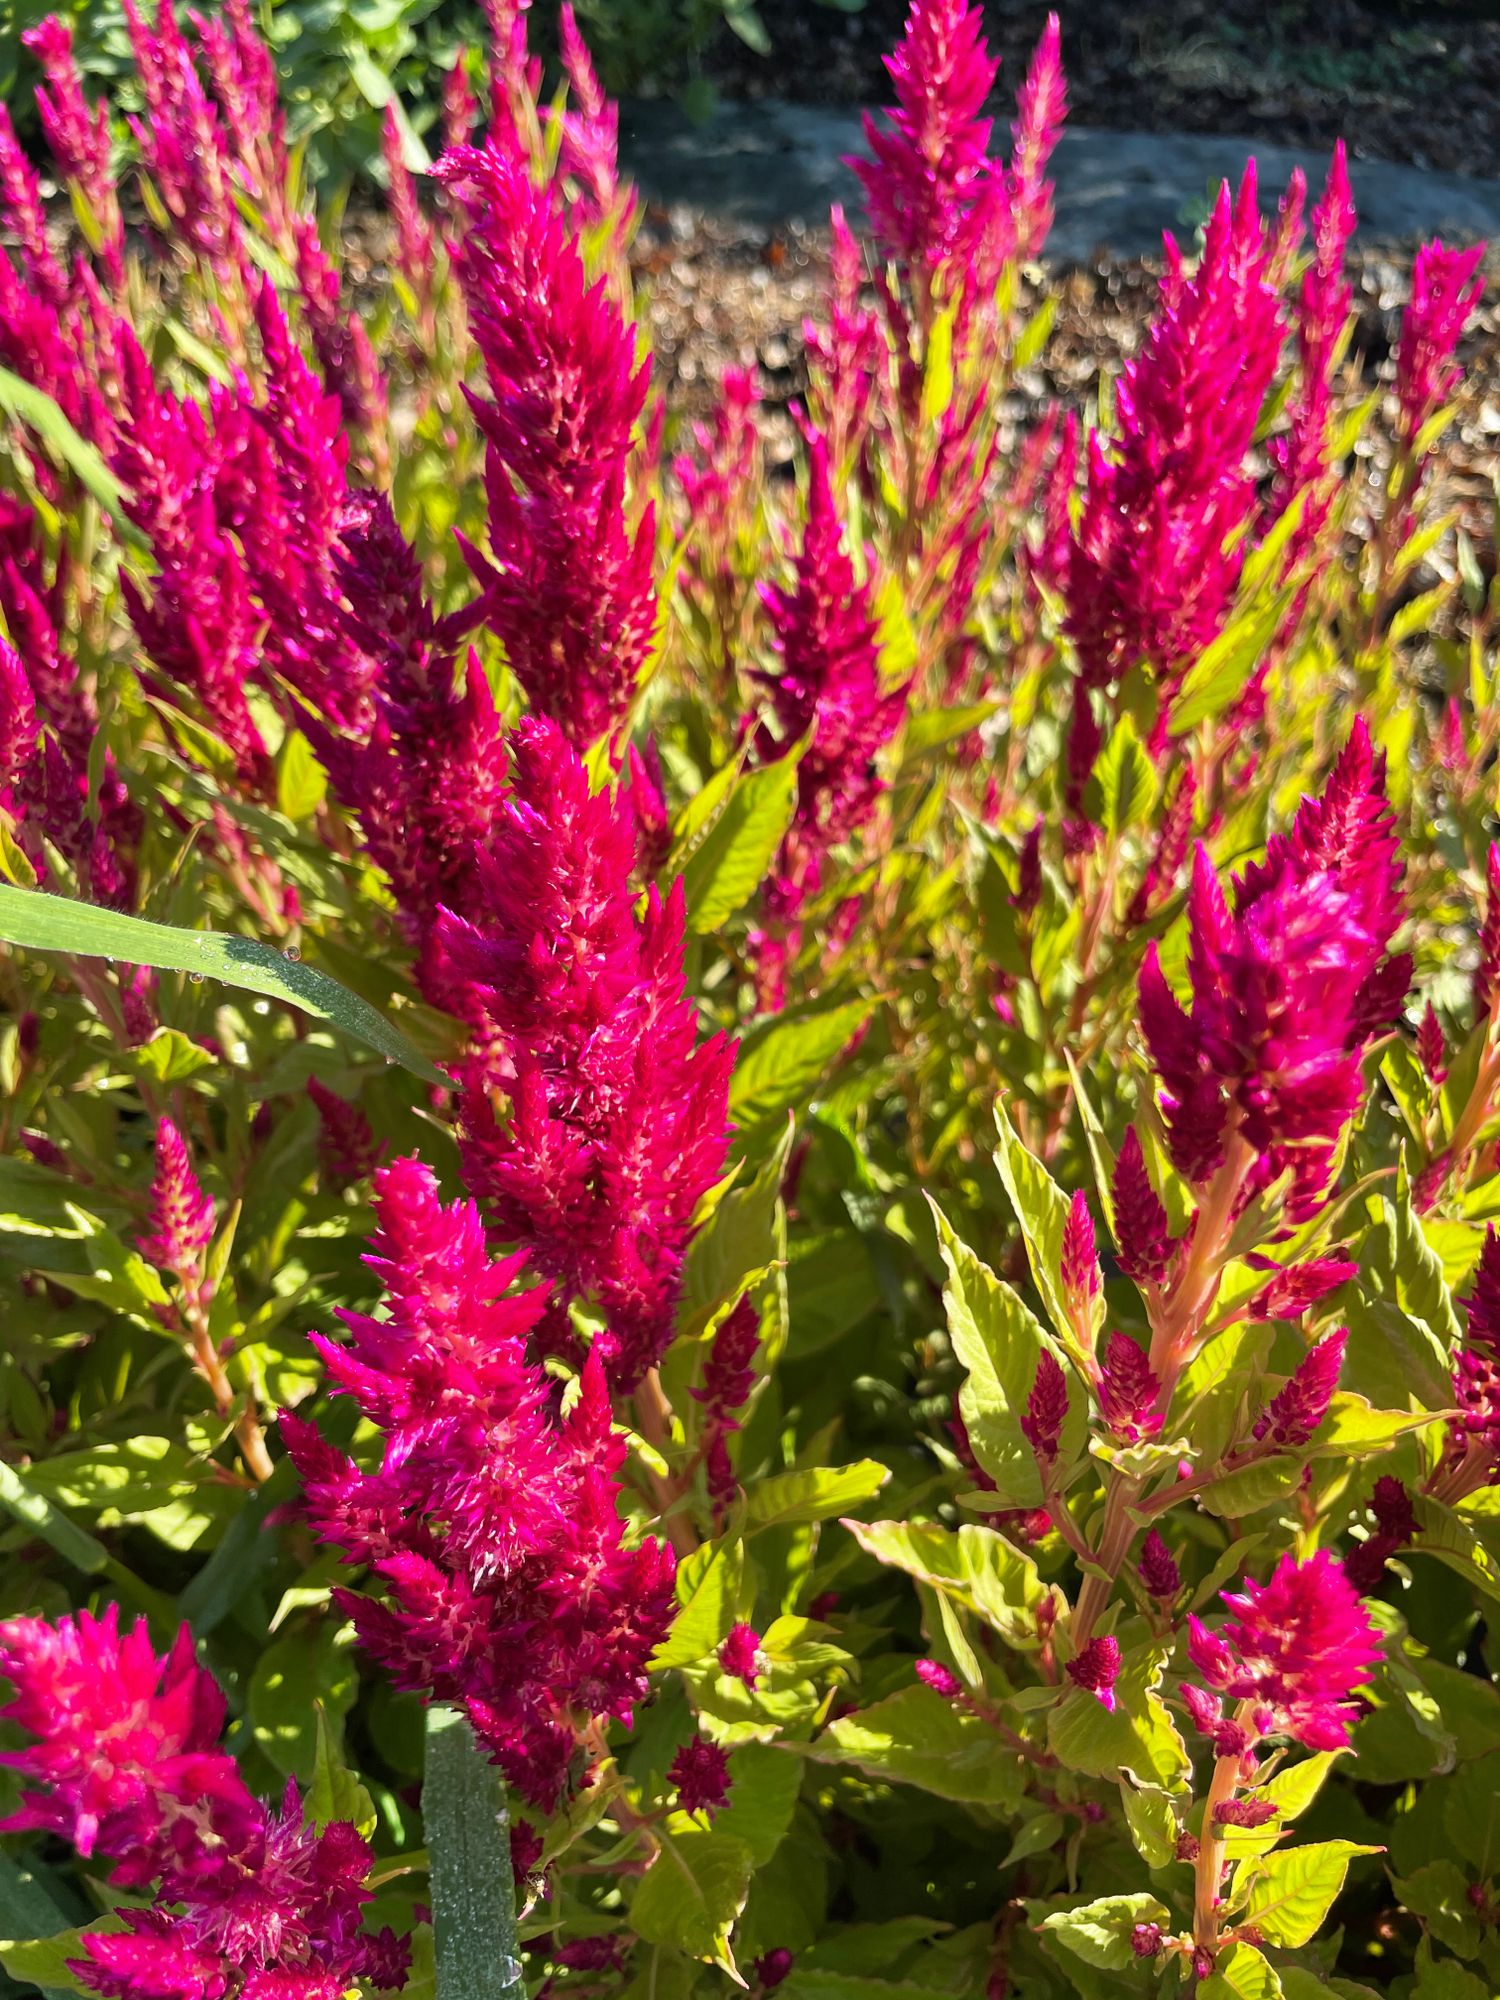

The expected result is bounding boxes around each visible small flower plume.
[0,1610,405,1997]
[1066,167,1285,700]
[1396,239,1486,445]
[137,1117,215,1277]
[1139,719,1408,1200]
[1060,1190,1101,1334]
[1006,14,1066,262]
[1186,1549,1381,1750]
[22,16,125,290]
[1020,1349,1068,1465]
[435,142,656,749]
[1111,1128,1178,1283]
[853,0,1000,279]
[437,717,733,1390]
[719,1624,762,1688]
[307,1077,382,1187]
[1246,1256,1358,1322]
[1138,1528,1181,1602]
[1098,1331,1162,1443]
[669,1736,732,1817]
[1066,1634,1121,1711]
[1252,1328,1347,1446]
[1475,844,1500,1017]
[283,1155,676,1807]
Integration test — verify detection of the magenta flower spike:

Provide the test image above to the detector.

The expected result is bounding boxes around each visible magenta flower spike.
[283,1155,677,1808]
[0,103,68,310]
[1139,719,1408,1205]
[1067,166,1284,701]
[137,1117,215,1278]
[1252,1327,1348,1446]
[1007,13,1066,262]
[1396,239,1485,446]
[22,17,125,290]
[719,1623,763,1687]
[1021,1349,1068,1466]
[1066,1633,1121,1711]
[1186,1550,1381,1750]
[435,142,656,749]
[669,1736,732,1817]
[436,717,735,1388]
[853,0,999,282]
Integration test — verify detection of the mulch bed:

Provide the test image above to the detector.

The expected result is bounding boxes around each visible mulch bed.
[697,0,1500,184]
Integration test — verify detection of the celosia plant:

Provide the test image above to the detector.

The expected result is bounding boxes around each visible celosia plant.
[0,1,1493,1997]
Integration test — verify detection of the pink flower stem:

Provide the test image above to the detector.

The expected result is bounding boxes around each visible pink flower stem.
[1193,1700,1261,1949]
[178,1271,275,1483]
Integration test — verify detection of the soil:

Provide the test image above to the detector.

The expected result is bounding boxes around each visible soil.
[697,0,1500,184]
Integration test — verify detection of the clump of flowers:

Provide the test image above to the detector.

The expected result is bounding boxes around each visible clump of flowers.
[282,1156,676,1806]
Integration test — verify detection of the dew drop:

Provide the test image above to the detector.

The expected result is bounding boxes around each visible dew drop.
[494,1806,510,1828]
[497,1958,523,1986]
[283,945,301,962]
[188,971,206,984]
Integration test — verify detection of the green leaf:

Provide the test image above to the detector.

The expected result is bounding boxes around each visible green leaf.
[1410,1959,1489,2000]
[715,1745,803,1864]
[931,1201,1050,1508]
[652,1539,746,1670]
[1391,1861,1485,1957]
[680,756,800,933]
[1038,1892,1169,1970]
[804,1685,1024,1806]
[0,1456,109,1577]
[1169,592,1293,735]
[1199,1942,1283,2000]
[679,1121,792,1338]
[1241,1840,1381,1947]
[845,1519,1054,1650]
[0,366,143,544]
[631,1828,754,1971]
[0,1925,122,2000]
[277,731,328,820]
[0,885,445,1084]
[1121,1785,1179,1868]
[730,998,874,1135]
[1088,716,1157,837]
[745,1462,889,1531]
[308,1706,378,1838]
[423,1707,524,2000]
[991,1101,1089,1358]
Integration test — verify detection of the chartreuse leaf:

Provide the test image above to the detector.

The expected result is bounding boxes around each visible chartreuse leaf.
[803,1685,1024,1806]
[679,1119,793,1338]
[423,1706,524,2000]
[630,1828,754,1972]
[1087,715,1157,837]
[680,754,801,933]
[1038,1892,1168,1970]
[744,1460,888,1531]
[1047,1647,1189,1792]
[652,1538,747,1669]
[1199,1942,1283,2000]
[308,1705,378,1838]
[845,1519,1058,1650]
[0,1855,102,1999]
[1120,1785,1179,1868]
[715,1745,803,1864]
[991,1102,1095,1361]
[729,997,874,1137]
[0,886,445,1084]
[1238,1840,1381,1947]
[0,1924,123,2000]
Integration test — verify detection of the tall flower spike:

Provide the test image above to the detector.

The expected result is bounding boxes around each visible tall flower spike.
[1396,240,1486,445]
[283,1156,676,1808]
[1112,1127,1177,1283]
[1067,167,1284,699]
[1060,1190,1101,1339]
[1098,1331,1162,1443]
[435,143,656,748]
[138,1118,215,1277]
[1020,1349,1068,1466]
[1475,844,1500,1018]
[1007,13,1066,262]
[436,716,735,1389]
[852,0,1000,281]
[23,17,125,290]
[1252,1328,1347,1446]
[1187,1550,1381,1750]
[1140,719,1407,1205]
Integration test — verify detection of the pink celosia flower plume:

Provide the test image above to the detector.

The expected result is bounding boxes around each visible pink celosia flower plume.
[21,17,125,291]
[1396,239,1486,446]
[0,1609,406,1996]
[1139,718,1408,1205]
[283,1156,676,1806]
[435,716,735,1389]
[434,142,657,749]
[1066,167,1285,707]
[1185,1549,1381,1750]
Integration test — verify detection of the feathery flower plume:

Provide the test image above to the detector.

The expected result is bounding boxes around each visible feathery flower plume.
[1020,1349,1068,1466]
[1345,1475,1418,1593]
[853,0,1000,282]
[1252,1328,1347,1446]
[1098,1331,1162,1443]
[1186,1550,1381,1749]
[283,1156,676,1807]
[719,1624,762,1688]
[1396,240,1486,446]
[1139,719,1407,1201]
[1245,1256,1358,1322]
[915,1658,962,1697]
[382,105,437,310]
[436,716,735,1390]
[1417,1001,1448,1088]
[669,1737,732,1817]
[1138,1528,1181,1602]
[1067,168,1284,701]
[22,17,125,290]
[0,1611,406,1995]
[0,103,68,309]
[307,1076,382,1187]
[1006,13,1066,262]
[435,143,656,748]
[121,0,247,278]
[137,1117,215,1277]
[753,430,908,998]
[1060,1190,1101,1337]
[444,49,479,150]
[1066,1634,1121,1711]
[1268,144,1354,572]
[805,206,883,474]
[1475,845,1500,1017]
[1111,1127,1178,1284]
[554,3,628,224]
